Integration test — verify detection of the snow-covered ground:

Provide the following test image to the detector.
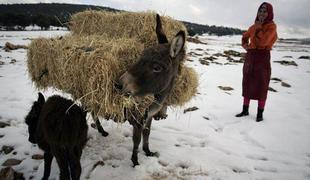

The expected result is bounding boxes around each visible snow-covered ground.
[0,31,310,180]
[0,25,68,31]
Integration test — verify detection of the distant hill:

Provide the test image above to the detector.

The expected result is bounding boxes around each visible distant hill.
[278,38,310,45]
[0,3,244,36]
[0,3,118,21]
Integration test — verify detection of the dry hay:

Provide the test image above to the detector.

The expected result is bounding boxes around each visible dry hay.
[27,36,198,121]
[69,10,187,47]
[166,65,198,107]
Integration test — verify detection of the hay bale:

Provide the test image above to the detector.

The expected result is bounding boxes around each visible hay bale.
[28,11,196,121]
[28,36,197,121]
[28,35,145,121]
[69,10,187,47]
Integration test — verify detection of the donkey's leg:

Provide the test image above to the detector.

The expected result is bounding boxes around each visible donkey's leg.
[68,147,82,180]
[42,152,53,180]
[141,100,164,157]
[131,123,142,166]
[91,112,109,137]
[53,148,70,180]
[142,118,158,157]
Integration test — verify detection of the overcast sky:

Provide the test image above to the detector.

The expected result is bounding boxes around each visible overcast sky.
[1,0,310,38]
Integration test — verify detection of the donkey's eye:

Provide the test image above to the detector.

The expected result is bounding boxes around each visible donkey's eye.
[152,63,163,73]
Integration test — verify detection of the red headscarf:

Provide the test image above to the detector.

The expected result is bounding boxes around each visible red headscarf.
[255,2,274,24]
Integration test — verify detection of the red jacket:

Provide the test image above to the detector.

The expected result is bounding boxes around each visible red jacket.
[242,22,277,50]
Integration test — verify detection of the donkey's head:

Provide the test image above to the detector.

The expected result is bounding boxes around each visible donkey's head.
[25,92,45,144]
[119,14,186,97]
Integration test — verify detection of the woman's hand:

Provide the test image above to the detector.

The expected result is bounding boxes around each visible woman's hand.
[242,36,249,50]
[242,44,249,50]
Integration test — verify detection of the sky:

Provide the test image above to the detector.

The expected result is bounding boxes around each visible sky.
[1,0,310,38]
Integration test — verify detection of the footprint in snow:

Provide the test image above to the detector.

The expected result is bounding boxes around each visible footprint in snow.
[199,140,207,148]
[254,166,277,173]
[231,166,251,174]
[162,125,182,132]
[246,154,268,161]
[240,131,265,149]
[158,159,169,167]
[176,137,197,148]
[176,160,191,169]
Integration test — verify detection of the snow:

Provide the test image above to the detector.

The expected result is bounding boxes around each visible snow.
[0,25,68,31]
[24,25,68,31]
[1,31,310,180]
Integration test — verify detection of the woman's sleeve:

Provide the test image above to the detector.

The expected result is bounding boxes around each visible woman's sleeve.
[254,24,277,47]
[242,27,251,46]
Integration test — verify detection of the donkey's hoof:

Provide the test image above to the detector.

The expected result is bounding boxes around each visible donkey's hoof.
[153,113,168,120]
[90,123,97,129]
[143,147,157,157]
[131,157,140,167]
[100,130,109,137]
[98,127,109,137]
[145,151,159,157]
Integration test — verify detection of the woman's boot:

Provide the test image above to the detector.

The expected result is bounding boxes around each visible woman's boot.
[235,105,249,117]
[256,108,264,122]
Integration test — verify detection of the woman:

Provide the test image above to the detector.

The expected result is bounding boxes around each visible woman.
[236,2,277,122]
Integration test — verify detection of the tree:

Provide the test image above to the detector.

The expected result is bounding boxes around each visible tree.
[33,14,50,30]
[16,14,31,30]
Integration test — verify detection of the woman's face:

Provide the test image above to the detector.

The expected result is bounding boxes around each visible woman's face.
[257,4,268,22]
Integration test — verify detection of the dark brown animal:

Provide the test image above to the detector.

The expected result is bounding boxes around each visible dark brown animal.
[121,14,186,166]
[93,14,186,166]
[25,93,88,180]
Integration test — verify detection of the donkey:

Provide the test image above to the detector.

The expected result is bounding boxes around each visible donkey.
[92,14,186,166]
[25,93,88,180]
[120,14,186,166]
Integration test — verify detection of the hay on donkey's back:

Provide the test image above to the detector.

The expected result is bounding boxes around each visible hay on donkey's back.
[28,35,149,120]
[69,10,187,47]
[27,37,197,121]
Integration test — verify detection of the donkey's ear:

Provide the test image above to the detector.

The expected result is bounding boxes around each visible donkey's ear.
[38,92,45,104]
[156,14,168,44]
[170,31,185,58]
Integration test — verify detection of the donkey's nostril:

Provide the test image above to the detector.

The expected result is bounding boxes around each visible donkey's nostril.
[114,82,123,91]
[124,92,131,97]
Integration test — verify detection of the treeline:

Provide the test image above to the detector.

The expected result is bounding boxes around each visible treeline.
[184,21,244,36]
[0,13,62,30]
[0,3,117,30]
[0,3,244,35]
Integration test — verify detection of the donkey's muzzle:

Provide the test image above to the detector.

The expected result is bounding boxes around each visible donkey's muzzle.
[114,82,131,97]
[118,71,138,96]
